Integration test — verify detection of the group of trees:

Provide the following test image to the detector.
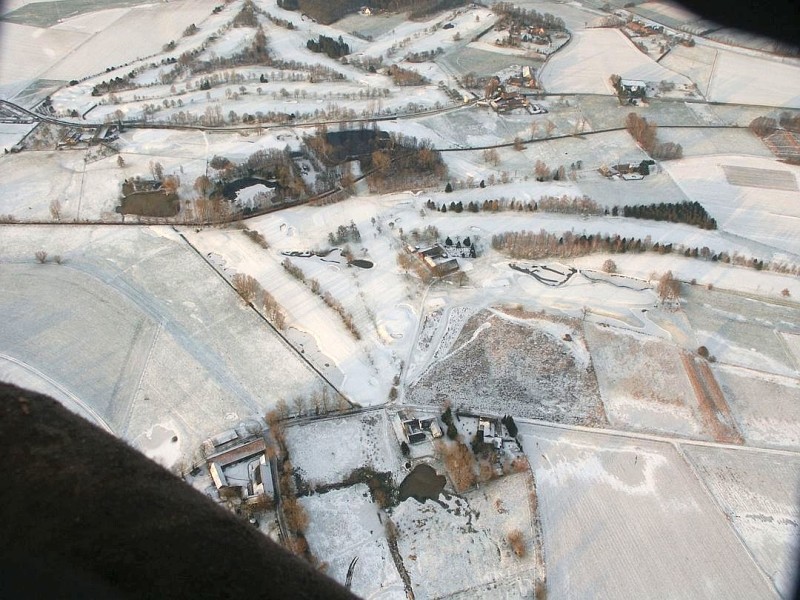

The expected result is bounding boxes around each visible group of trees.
[492,2,566,31]
[365,135,447,193]
[280,0,464,25]
[306,35,350,59]
[426,195,603,216]
[387,65,429,86]
[625,112,683,160]
[231,273,288,329]
[620,201,717,229]
[328,221,362,245]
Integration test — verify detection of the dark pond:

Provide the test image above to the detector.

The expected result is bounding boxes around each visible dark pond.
[398,463,446,503]
[349,259,373,269]
[222,177,278,200]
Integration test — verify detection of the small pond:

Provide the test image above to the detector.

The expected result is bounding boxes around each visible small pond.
[222,177,278,200]
[349,259,373,269]
[398,463,446,503]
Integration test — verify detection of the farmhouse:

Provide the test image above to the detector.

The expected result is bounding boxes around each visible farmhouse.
[401,416,443,444]
[620,79,647,98]
[416,244,460,277]
[478,417,503,449]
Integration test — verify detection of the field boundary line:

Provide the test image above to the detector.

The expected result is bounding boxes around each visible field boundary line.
[172,226,354,408]
[672,442,783,598]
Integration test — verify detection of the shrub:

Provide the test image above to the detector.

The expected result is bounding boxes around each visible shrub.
[602,259,617,273]
[697,345,710,358]
[508,529,527,557]
[35,250,48,264]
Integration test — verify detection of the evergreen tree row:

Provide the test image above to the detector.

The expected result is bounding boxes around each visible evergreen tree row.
[619,201,717,230]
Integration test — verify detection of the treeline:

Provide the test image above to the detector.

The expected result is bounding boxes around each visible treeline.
[491,229,787,273]
[425,194,603,215]
[621,201,717,229]
[231,273,287,330]
[281,259,361,339]
[492,2,566,31]
[750,112,800,137]
[280,0,464,25]
[625,113,683,160]
[306,35,350,59]
[388,65,428,86]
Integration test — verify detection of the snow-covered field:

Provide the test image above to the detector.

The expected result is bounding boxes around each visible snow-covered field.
[539,28,691,94]
[0,22,88,92]
[684,444,800,598]
[663,155,800,259]
[706,49,800,108]
[285,411,404,486]
[0,226,322,465]
[715,365,800,450]
[392,472,539,599]
[301,484,405,598]
[520,424,778,599]
[585,322,711,439]
[43,0,220,81]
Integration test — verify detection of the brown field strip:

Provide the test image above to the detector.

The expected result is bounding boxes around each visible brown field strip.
[681,352,744,444]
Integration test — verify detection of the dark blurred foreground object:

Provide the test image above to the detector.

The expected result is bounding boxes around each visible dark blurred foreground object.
[675,0,797,46]
[0,382,356,600]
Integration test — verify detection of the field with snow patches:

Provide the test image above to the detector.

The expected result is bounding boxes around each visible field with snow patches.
[300,484,405,598]
[285,411,404,486]
[681,285,800,376]
[715,366,800,451]
[663,156,800,259]
[520,424,778,599]
[584,322,711,439]
[391,472,538,599]
[0,226,321,466]
[408,309,605,425]
[684,445,800,598]
[539,28,690,94]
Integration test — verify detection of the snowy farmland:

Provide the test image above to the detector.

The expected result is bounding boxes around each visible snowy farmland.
[539,28,690,94]
[0,225,322,465]
[391,472,539,599]
[2,0,800,595]
[520,424,779,599]
[285,410,404,486]
[684,445,800,598]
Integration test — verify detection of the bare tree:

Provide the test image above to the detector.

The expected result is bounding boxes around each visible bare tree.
[232,272,259,304]
[657,270,680,302]
[49,199,62,220]
[602,259,617,273]
[35,250,48,264]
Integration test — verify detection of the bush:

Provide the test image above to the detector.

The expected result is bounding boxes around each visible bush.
[602,259,617,273]
[508,529,526,557]
[446,422,458,440]
[697,345,710,358]
[34,250,48,264]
